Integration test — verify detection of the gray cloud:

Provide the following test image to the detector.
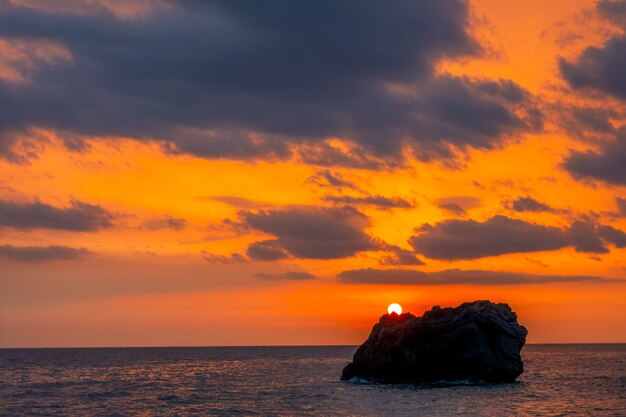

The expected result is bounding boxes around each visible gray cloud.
[141,216,186,231]
[568,221,609,253]
[560,0,626,100]
[409,215,568,260]
[435,196,481,216]
[0,244,90,262]
[202,251,246,264]
[598,224,626,247]
[241,206,375,259]
[563,128,626,185]
[0,0,540,165]
[255,271,317,281]
[337,268,618,285]
[378,246,425,266]
[0,199,114,231]
[616,197,626,216]
[206,196,269,209]
[560,38,626,100]
[598,0,626,25]
[409,215,626,259]
[437,202,466,216]
[510,196,556,213]
[322,195,413,209]
[246,239,290,261]
[306,170,360,191]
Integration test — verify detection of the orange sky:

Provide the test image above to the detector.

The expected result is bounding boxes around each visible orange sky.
[1,0,626,347]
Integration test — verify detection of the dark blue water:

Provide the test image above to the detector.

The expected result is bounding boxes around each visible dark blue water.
[1,345,625,416]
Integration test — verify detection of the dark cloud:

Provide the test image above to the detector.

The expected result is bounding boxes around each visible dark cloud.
[205,196,269,209]
[337,268,617,285]
[0,0,540,165]
[296,143,388,170]
[202,251,246,264]
[0,199,114,231]
[306,170,359,191]
[241,206,375,259]
[559,1,626,99]
[598,224,626,247]
[562,128,626,185]
[510,196,555,213]
[322,195,413,209]
[378,246,425,266]
[598,0,626,25]
[437,202,466,216]
[0,244,90,262]
[435,196,481,216]
[255,271,317,281]
[616,197,626,216]
[568,221,609,254]
[567,106,617,136]
[409,215,569,260]
[409,215,626,259]
[141,216,186,231]
[246,239,290,261]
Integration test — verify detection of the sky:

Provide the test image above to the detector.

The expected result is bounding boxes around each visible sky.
[1,0,626,347]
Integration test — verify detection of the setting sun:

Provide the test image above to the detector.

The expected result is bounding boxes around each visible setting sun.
[388,303,403,315]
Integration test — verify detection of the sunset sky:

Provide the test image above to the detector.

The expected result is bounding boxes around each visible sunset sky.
[1,0,626,347]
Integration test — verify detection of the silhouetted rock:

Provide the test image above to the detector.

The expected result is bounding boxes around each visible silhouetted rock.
[341,300,527,384]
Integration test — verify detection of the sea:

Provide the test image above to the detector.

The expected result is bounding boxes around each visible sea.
[1,344,625,416]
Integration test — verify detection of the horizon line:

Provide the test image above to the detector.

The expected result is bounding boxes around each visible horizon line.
[2,342,626,350]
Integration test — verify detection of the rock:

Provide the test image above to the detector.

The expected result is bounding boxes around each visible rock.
[341,300,527,384]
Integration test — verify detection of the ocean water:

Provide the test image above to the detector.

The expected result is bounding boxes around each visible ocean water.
[1,344,625,416]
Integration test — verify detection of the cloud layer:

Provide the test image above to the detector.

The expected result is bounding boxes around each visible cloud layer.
[0,244,90,262]
[0,0,540,164]
[241,206,375,259]
[338,268,616,285]
[0,199,114,231]
[409,215,626,260]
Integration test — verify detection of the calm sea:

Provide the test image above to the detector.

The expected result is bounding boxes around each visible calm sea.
[1,344,625,416]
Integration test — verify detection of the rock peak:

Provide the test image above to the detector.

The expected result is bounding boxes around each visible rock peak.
[341,300,527,384]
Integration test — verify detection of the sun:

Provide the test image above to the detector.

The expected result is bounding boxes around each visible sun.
[387,303,402,315]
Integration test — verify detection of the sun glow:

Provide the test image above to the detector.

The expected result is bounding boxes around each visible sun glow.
[387,303,402,315]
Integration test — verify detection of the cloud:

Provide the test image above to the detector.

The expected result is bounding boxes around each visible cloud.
[246,239,290,261]
[510,196,556,213]
[0,198,114,231]
[598,224,626,247]
[1,0,170,19]
[241,206,375,259]
[409,215,568,260]
[205,196,269,209]
[409,215,626,259]
[560,1,626,100]
[0,244,90,262]
[378,246,425,266]
[616,197,626,216]
[597,0,626,25]
[568,221,609,253]
[0,0,540,165]
[562,128,626,185]
[202,251,246,264]
[435,196,481,216]
[306,170,359,191]
[562,106,617,140]
[337,268,618,285]
[141,216,186,231]
[437,202,466,216]
[322,195,413,209]
[255,271,317,281]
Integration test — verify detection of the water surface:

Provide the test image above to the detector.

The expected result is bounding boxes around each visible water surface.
[1,344,625,416]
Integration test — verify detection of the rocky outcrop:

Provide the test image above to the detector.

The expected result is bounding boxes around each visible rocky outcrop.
[341,300,527,384]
